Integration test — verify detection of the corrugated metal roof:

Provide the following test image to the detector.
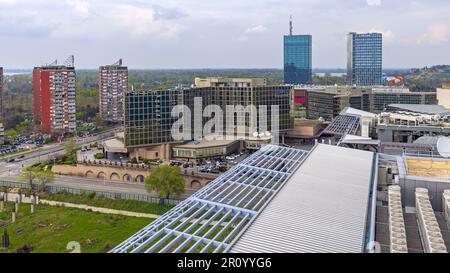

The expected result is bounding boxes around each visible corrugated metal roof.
[229,144,375,253]
[388,104,450,116]
[341,107,377,118]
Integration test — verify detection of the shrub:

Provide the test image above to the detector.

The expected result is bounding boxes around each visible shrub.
[218,166,229,173]
[129,157,138,164]
[90,142,99,148]
[87,192,96,199]
[22,188,32,196]
[94,153,105,160]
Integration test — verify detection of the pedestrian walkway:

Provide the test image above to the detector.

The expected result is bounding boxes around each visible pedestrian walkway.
[1,193,229,228]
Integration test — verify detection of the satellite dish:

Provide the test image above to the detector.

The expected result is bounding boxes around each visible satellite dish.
[253,132,259,138]
[265,131,271,137]
[437,137,450,158]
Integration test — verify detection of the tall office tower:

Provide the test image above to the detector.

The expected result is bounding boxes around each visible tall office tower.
[33,56,77,135]
[99,59,128,123]
[347,32,383,86]
[0,67,3,120]
[283,17,312,85]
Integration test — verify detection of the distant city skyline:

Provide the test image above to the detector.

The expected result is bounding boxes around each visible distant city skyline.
[0,0,449,69]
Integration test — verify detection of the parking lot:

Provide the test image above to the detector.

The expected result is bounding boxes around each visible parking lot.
[78,145,105,162]
[171,152,251,175]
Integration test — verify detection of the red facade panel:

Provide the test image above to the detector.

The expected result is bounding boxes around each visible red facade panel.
[33,69,54,134]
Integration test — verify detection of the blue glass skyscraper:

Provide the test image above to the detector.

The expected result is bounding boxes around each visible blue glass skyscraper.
[347,32,383,86]
[283,19,312,85]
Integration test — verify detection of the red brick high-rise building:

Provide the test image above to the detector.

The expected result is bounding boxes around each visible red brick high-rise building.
[33,57,77,135]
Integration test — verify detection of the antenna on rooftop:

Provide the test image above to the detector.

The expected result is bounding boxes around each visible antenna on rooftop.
[114,59,123,66]
[48,59,58,66]
[63,55,74,67]
[289,15,293,36]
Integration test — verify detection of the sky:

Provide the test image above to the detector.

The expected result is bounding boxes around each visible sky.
[0,0,449,69]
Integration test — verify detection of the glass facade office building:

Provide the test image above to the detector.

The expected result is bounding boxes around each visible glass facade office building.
[205,85,293,134]
[284,35,312,85]
[124,89,179,147]
[347,32,383,86]
[124,85,293,148]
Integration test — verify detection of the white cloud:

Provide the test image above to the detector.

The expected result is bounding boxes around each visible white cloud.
[110,5,185,37]
[239,25,268,42]
[0,1,187,40]
[0,0,17,5]
[416,24,449,45]
[237,36,249,42]
[66,0,90,17]
[366,0,381,6]
[244,25,268,34]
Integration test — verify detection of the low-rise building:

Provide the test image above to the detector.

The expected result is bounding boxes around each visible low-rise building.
[172,138,241,162]
[292,88,307,119]
[306,86,436,121]
[194,77,267,88]
[285,119,323,146]
[103,134,128,161]
[377,104,450,143]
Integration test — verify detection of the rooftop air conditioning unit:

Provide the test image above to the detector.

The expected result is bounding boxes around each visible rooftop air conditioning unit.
[388,186,408,253]
[415,188,448,253]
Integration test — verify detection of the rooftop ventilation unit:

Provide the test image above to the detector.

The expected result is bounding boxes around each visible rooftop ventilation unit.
[388,186,408,253]
[415,188,448,253]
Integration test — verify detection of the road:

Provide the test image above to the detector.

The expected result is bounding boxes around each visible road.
[0,127,197,200]
[0,128,119,181]
[2,174,196,200]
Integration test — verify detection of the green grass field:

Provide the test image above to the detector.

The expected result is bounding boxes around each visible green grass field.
[42,192,175,215]
[0,203,153,253]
